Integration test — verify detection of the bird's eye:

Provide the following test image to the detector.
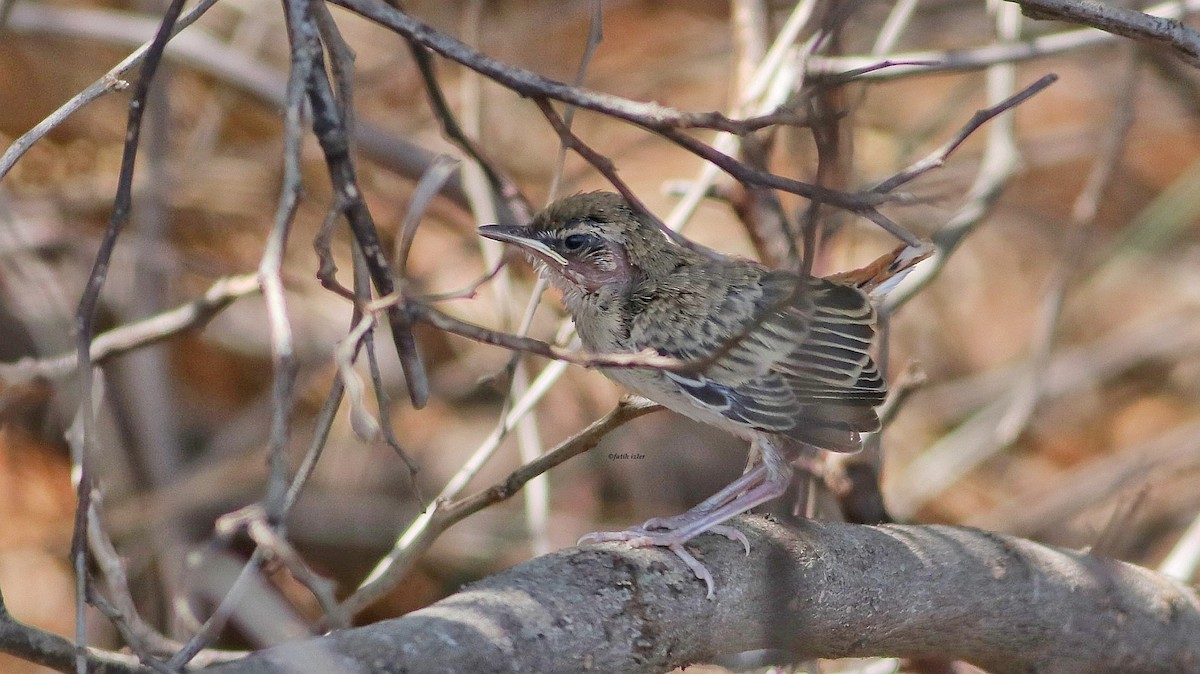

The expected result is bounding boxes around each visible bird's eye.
[562,233,591,251]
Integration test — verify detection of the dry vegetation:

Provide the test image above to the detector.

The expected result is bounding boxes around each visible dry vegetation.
[2,0,1200,672]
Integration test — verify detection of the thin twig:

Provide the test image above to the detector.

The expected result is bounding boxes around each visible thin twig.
[0,274,260,383]
[994,47,1139,446]
[338,397,661,617]
[806,0,1200,81]
[86,498,180,664]
[0,585,148,674]
[215,506,348,629]
[870,73,1058,195]
[69,1,188,670]
[305,29,430,410]
[1006,0,1200,68]
[0,0,220,181]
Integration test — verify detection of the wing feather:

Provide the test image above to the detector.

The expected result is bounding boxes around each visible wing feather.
[629,264,885,450]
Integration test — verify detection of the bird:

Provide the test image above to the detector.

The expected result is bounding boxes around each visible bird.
[478,191,928,597]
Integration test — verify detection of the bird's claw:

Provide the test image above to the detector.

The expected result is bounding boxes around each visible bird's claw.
[578,520,752,598]
[639,518,750,554]
[666,543,715,599]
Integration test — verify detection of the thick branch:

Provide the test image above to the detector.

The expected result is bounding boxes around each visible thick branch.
[200,518,1200,674]
[1008,0,1200,68]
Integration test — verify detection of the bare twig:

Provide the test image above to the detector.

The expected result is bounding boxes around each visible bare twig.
[69,1,188,670]
[87,499,179,665]
[339,396,661,617]
[403,0,533,226]
[884,8,1027,312]
[1007,0,1200,68]
[328,0,908,218]
[305,29,430,410]
[215,506,348,629]
[0,274,260,383]
[0,585,148,674]
[0,0,220,181]
[870,73,1058,195]
[806,0,1200,80]
[995,48,1139,446]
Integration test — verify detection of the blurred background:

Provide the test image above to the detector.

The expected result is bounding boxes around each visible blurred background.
[2,0,1200,671]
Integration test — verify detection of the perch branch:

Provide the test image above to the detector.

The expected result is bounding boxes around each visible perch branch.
[202,518,1200,674]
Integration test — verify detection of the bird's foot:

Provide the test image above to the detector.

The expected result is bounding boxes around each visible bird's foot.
[578,518,750,599]
[639,515,751,553]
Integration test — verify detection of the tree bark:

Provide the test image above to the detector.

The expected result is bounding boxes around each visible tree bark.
[201,516,1200,674]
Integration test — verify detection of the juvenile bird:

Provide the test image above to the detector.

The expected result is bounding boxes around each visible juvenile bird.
[479,191,926,596]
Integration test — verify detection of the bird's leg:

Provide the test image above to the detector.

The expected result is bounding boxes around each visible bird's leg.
[641,463,769,533]
[578,436,793,597]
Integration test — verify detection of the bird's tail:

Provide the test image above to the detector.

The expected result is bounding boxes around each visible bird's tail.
[824,243,933,302]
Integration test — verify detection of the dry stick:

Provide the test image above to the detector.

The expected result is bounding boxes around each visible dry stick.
[807,0,1200,81]
[1007,0,1200,68]
[166,550,265,671]
[393,155,461,278]
[872,0,918,56]
[435,399,661,540]
[337,397,661,617]
[84,591,173,674]
[401,298,689,371]
[329,0,765,134]
[533,98,686,249]
[312,0,356,137]
[213,506,347,629]
[5,0,475,212]
[258,0,317,525]
[718,0,795,268]
[163,2,321,667]
[0,0,220,181]
[304,42,430,411]
[665,0,817,232]
[885,85,1027,309]
[402,11,533,226]
[312,201,356,301]
[994,48,1139,447]
[87,500,180,668]
[0,585,148,674]
[455,0,554,557]
[870,72,1057,195]
[69,1,187,672]
[283,240,373,517]
[0,274,260,383]
[546,0,603,202]
[328,0,909,216]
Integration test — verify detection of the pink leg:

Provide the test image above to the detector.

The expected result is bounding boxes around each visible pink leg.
[578,437,794,598]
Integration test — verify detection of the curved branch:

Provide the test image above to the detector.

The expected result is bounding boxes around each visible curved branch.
[200,518,1200,674]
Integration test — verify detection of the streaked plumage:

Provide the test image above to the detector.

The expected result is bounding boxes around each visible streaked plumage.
[479,191,927,597]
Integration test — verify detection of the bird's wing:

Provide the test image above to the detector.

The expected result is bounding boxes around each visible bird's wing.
[635,269,883,447]
[699,271,885,401]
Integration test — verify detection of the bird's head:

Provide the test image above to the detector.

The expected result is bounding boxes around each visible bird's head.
[478,191,674,300]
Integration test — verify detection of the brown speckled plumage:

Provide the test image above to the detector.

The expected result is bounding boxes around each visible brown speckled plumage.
[478,191,926,597]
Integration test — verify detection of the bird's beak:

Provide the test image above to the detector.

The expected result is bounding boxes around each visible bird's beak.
[477,224,568,266]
